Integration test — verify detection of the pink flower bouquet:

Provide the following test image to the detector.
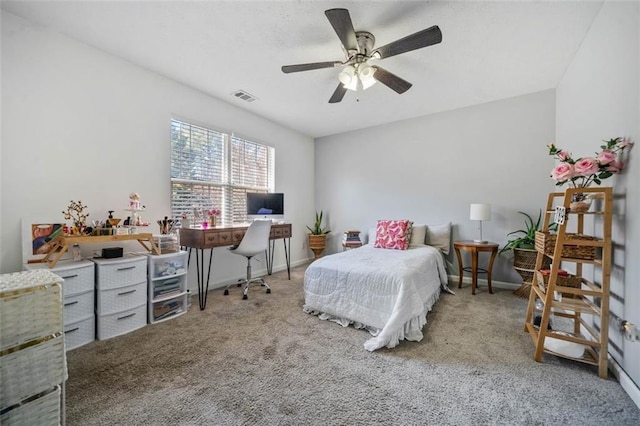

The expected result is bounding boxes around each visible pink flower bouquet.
[548,137,633,188]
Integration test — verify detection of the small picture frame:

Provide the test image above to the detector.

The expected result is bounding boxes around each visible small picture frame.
[21,217,67,264]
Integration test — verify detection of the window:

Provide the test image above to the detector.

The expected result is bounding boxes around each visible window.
[170,118,275,226]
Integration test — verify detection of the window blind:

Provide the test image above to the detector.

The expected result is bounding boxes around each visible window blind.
[170,119,274,225]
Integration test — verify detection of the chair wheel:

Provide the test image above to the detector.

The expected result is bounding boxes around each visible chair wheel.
[266,289,271,294]
[224,289,229,296]
[242,294,248,300]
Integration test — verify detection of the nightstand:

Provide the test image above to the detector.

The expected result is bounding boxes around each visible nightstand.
[453,240,499,295]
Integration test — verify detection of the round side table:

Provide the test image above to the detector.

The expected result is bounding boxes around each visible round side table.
[453,241,499,295]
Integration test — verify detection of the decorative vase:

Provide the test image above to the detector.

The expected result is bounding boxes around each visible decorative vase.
[569,192,592,212]
[208,216,217,227]
[182,219,190,228]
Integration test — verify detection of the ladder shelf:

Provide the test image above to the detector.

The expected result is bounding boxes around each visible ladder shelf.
[524,187,613,378]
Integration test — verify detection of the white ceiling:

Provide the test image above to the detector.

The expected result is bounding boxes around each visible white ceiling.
[1,0,603,138]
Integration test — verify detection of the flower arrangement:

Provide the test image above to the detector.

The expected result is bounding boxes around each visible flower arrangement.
[62,200,89,230]
[548,137,633,188]
[207,208,221,217]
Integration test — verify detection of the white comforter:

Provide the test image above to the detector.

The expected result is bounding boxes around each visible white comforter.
[303,244,448,351]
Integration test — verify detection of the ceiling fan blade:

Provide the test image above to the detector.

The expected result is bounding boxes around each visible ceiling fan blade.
[328,83,348,103]
[325,8,358,52]
[282,61,342,73]
[374,26,442,59]
[371,66,412,94]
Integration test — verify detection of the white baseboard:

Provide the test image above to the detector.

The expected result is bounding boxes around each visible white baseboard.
[609,355,640,410]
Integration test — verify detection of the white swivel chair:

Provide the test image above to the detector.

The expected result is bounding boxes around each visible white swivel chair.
[224,220,273,300]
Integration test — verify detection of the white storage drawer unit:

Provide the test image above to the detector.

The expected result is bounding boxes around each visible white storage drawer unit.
[63,290,94,323]
[96,281,147,315]
[23,260,96,351]
[94,256,147,290]
[64,316,95,351]
[146,251,189,323]
[96,303,146,340]
[93,255,147,340]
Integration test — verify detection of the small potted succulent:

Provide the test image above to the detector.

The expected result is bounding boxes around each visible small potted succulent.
[307,211,330,260]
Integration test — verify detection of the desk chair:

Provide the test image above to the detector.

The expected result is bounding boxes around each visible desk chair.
[224,220,272,300]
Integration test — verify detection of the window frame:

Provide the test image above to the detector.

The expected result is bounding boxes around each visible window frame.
[170,118,275,226]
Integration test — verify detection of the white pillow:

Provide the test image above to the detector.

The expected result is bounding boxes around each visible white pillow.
[409,224,427,247]
[368,227,377,245]
[426,222,451,255]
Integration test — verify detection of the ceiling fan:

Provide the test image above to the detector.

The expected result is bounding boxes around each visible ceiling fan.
[281,8,442,103]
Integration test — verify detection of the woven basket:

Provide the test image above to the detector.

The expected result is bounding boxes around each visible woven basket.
[0,386,60,425]
[513,248,551,283]
[535,232,597,260]
[536,270,582,298]
[0,334,67,408]
[0,270,63,351]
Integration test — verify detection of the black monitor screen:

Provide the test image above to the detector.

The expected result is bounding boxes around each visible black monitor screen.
[246,193,284,216]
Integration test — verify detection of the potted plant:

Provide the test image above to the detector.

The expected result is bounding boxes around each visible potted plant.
[500,210,551,297]
[307,211,330,259]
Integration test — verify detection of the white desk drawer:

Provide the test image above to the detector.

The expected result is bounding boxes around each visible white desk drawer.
[96,303,146,340]
[63,290,94,324]
[94,256,146,290]
[96,281,146,315]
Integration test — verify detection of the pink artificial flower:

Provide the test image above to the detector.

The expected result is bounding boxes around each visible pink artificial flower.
[557,150,571,161]
[617,140,633,149]
[574,157,599,176]
[596,150,616,165]
[551,162,574,182]
[606,160,623,173]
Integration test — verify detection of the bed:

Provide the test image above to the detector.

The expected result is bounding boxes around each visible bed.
[303,222,451,351]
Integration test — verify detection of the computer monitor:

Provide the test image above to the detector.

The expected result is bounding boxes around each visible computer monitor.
[246,192,284,220]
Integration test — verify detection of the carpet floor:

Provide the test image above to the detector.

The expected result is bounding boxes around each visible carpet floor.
[65,264,640,425]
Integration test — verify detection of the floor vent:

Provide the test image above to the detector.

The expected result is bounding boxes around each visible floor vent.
[231,90,258,103]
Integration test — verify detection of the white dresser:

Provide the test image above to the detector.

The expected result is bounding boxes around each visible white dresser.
[24,260,96,350]
[0,270,66,425]
[93,255,147,340]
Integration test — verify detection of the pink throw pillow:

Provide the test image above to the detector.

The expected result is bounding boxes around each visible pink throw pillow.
[374,220,412,250]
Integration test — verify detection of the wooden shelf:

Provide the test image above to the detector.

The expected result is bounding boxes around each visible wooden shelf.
[35,233,160,268]
[524,187,612,378]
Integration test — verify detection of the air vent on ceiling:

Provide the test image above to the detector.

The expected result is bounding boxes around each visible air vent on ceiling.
[231,90,258,103]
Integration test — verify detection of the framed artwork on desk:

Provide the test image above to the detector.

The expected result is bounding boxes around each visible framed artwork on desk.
[21,217,67,264]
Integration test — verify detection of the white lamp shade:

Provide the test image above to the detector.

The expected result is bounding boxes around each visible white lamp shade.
[359,63,375,79]
[339,66,356,88]
[470,203,491,221]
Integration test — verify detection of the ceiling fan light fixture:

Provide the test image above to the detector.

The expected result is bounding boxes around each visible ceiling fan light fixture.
[358,63,377,89]
[361,74,377,90]
[358,63,375,79]
[338,65,356,85]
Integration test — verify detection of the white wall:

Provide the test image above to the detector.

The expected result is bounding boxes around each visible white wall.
[315,90,556,283]
[556,0,639,394]
[0,11,316,290]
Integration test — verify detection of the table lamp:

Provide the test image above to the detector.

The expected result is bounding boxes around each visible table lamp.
[470,203,491,243]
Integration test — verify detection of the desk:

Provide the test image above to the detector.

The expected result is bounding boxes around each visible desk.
[453,241,498,295]
[179,223,292,310]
